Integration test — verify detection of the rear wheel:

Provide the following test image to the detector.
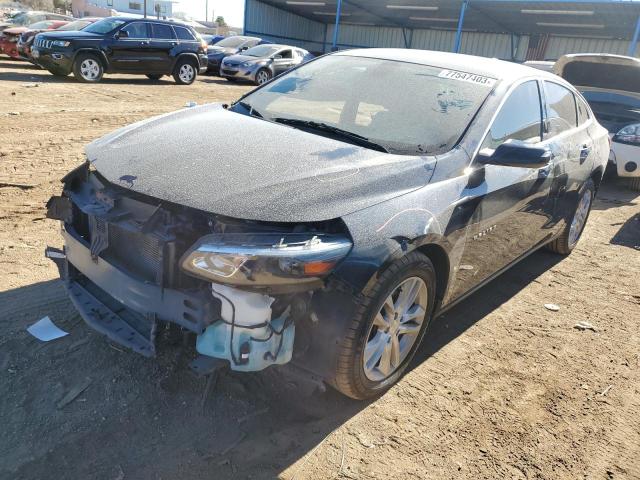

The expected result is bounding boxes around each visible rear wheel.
[628,177,640,192]
[173,58,197,85]
[255,68,271,86]
[72,53,103,83]
[546,179,595,255]
[331,251,436,399]
[146,74,162,81]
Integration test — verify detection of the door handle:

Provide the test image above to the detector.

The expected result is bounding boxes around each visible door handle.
[139,41,149,46]
[579,144,591,164]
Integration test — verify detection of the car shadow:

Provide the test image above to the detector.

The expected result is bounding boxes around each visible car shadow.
[593,178,639,211]
[0,247,567,479]
[610,213,640,249]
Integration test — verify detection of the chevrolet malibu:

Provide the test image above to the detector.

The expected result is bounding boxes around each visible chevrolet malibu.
[46,49,609,399]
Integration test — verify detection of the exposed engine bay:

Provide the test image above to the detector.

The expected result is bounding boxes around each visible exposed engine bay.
[45,162,352,373]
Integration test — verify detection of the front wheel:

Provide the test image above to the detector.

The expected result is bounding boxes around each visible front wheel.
[72,53,103,83]
[255,68,271,86]
[546,179,595,255]
[173,58,197,85]
[331,251,436,399]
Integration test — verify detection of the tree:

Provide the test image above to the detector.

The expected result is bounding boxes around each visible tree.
[23,0,54,9]
[215,16,226,26]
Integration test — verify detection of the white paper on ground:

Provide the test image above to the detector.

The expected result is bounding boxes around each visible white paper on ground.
[27,316,69,342]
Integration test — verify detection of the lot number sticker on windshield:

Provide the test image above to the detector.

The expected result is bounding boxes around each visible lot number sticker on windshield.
[438,70,496,87]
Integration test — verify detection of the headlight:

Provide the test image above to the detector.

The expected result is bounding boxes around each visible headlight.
[180,233,352,287]
[241,61,253,68]
[51,40,70,47]
[613,123,640,146]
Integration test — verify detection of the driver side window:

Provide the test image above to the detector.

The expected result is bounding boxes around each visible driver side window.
[481,80,543,152]
[121,22,148,39]
[279,49,293,59]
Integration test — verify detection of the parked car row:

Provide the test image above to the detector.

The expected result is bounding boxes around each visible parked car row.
[206,34,314,85]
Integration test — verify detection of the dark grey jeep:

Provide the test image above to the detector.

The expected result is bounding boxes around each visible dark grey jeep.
[47,49,609,399]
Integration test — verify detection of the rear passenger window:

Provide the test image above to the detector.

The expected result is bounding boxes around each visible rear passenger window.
[577,96,590,125]
[122,22,148,39]
[151,23,175,39]
[481,80,543,151]
[544,82,577,137]
[174,26,195,40]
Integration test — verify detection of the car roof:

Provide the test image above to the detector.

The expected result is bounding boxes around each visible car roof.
[110,16,193,27]
[337,48,559,83]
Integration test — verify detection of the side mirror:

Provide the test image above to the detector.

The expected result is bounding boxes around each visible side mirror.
[116,29,128,39]
[477,142,551,169]
[273,54,283,60]
[240,46,248,51]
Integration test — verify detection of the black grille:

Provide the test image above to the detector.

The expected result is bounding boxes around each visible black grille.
[222,69,237,76]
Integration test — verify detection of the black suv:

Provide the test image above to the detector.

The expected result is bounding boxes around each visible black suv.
[32,17,207,84]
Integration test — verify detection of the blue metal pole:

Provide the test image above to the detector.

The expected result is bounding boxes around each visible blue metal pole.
[629,15,640,57]
[454,0,469,53]
[332,0,343,52]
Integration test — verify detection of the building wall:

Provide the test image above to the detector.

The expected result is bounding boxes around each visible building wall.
[245,0,637,60]
[244,0,326,52]
[545,36,635,60]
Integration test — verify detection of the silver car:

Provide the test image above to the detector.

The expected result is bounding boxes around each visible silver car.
[220,44,313,85]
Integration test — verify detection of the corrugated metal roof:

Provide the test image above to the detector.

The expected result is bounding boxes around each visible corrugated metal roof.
[258,0,640,39]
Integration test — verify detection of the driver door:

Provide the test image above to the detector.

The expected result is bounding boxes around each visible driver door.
[109,21,152,72]
[272,49,295,76]
[450,80,557,299]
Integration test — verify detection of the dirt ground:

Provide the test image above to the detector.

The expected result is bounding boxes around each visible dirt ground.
[0,58,639,480]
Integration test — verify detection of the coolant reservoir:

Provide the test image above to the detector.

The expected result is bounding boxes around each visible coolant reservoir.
[196,284,295,371]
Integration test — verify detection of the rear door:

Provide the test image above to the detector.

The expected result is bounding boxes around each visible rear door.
[109,21,152,72]
[542,81,594,224]
[450,80,557,298]
[148,22,176,73]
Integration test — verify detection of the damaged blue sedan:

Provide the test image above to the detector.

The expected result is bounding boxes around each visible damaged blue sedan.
[46,49,609,399]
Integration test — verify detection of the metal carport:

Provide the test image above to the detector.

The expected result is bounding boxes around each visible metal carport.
[243,0,640,60]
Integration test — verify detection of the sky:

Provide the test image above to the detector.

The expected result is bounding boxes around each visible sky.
[173,0,245,26]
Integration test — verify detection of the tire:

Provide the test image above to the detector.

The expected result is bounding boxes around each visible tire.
[255,68,271,86]
[546,179,595,255]
[331,251,436,399]
[628,177,640,192]
[173,58,197,85]
[72,53,103,83]
[146,74,162,81]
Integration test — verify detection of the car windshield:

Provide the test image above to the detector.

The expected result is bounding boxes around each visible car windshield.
[27,21,52,29]
[216,36,250,48]
[237,55,495,155]
[244,45,280,57]
[11,13,32,25]
[56,20,90,31]
[83,18,126,34]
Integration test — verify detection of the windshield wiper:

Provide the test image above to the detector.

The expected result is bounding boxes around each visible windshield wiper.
[272,118,389,153]
[237,101,263,118]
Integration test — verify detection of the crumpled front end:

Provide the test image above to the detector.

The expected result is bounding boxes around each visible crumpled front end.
[46,163,352,373]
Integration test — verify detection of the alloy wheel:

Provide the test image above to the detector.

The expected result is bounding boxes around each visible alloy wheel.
[80,59,100,81]
[256,70,270,85]
[363,277,428,382]
[179,64,195,83]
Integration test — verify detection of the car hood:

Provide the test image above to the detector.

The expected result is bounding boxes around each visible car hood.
[86,104,435,223]
[3,26,27,35]
[38,29,102,40]
[208,46,237,55]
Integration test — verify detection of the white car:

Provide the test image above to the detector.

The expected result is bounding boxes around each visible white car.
[555,54,640,191]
